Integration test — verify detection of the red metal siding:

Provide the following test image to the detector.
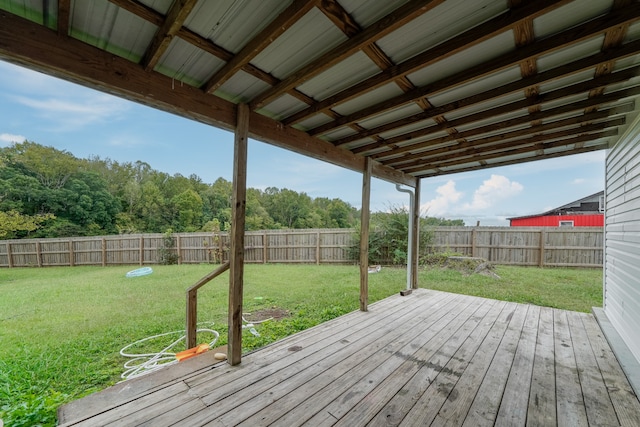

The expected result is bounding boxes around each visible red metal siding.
[510,214,603,227]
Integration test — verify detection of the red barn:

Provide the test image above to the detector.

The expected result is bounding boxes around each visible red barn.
[508,191,604,227]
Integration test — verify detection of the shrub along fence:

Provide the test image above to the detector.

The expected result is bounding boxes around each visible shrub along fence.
[0,227,603,268]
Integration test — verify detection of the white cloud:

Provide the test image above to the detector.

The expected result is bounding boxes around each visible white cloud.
[14,94,129,132]
[0,133,26,146]
[464,174,523,211]
[572,178,586,184]
[421,180,463,216]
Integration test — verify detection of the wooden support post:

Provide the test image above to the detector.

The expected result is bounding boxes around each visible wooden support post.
[360,158,372,311]
[410,179,420,289]
[228,103,249,366]
[316,231,321,265]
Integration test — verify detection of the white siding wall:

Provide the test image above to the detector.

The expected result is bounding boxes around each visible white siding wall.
[605,116,640,364]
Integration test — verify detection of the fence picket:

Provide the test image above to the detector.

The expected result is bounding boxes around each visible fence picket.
[0,227,603,268]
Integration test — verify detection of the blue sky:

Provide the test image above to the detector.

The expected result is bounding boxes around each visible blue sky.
[0,60,606,226]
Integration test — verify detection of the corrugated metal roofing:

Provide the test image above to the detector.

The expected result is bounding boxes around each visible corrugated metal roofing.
[1,0,640,185]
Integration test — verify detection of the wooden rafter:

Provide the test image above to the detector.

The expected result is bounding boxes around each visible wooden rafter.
[142,0,198,71]
[404,131,616,174]
[366,67,639,159]
[379,111,629,166]
[282,0,573,127]
[250,0,445,109]
[336,38,640,151]
[57,0,71,37]
[310,4,640,137]
[0,10,415,187]
[203,0,317,94]
[396,120,623,171]
[415,144,608,178]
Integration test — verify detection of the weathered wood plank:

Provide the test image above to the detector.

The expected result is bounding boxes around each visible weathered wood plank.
[229,294,462,426]
[494,305,541,426]
[526,306,557,426]
[554,309,589,426]
[329,295,486,426]
[460,303,530,427]
[380,299,504,426]
[57,290,640,427]
[582,313,640,427]
[429,301,517,426]
[182,292,458,425]
[567,311,619,426]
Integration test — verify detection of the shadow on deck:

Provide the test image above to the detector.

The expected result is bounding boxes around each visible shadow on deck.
[58,289,640,426]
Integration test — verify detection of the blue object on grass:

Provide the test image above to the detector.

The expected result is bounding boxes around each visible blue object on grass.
[126,267,153,278]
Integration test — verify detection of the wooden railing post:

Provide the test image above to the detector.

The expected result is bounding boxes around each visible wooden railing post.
[186,261,231,349]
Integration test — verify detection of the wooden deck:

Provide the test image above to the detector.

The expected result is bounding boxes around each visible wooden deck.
[58,289,640,426]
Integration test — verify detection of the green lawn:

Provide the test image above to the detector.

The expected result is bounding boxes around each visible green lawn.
[0,264,602,426]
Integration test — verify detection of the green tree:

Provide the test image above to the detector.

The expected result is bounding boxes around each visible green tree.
[0,210,54,238]
[171,189,204,232]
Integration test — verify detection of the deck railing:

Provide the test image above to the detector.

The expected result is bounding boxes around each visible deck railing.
[185,261,230,349]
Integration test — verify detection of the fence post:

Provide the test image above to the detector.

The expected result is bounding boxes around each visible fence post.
[101,238,107,266]
[471,228,477,257]
[6,242,12,268]
[139,236,144,266]
[176,234,182,265]
[539,229,546,267]
[316,231,321,265]
[69,239,75,266]
[263,231,268,264]
[36,241,42,267]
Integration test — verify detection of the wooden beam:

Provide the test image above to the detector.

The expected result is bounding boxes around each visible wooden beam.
[0,10,415,188]
[393,118,625,170]
[283,0,572,126]
[203,0,316,94]
[250,0,444,109]
[382,116,626,167]
[57,0,71,37]
[398,125,625,172]
[359,157,372,312]
[142,0,198,71]
[228,103,249,366]
[416,144,608,178]
[314,4,640,137]
[339,39,640,150]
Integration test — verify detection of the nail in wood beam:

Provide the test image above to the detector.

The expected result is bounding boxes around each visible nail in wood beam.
[228,103,249,365]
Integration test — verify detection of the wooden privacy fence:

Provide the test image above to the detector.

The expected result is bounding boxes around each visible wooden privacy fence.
[0,227,603,268]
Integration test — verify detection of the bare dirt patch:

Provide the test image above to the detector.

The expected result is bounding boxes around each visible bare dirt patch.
[244,307,290,322]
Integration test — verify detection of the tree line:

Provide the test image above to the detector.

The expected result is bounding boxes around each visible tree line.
[0,141,463,239]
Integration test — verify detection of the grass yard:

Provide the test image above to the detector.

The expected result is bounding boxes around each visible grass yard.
[0,263,602,426]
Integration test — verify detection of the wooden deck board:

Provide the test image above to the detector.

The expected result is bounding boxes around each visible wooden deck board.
[58,289,640,426]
